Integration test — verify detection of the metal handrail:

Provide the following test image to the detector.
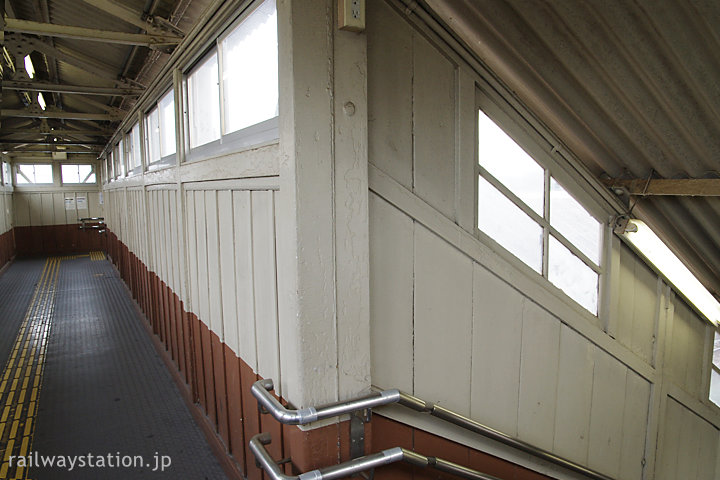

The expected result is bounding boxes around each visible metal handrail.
[78,217,105,232]
[250,433,501,480]
[252,379,613,480]
[251,379,401,424]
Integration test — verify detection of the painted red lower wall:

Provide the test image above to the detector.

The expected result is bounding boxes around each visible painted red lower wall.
[105,230,555,480]
[0,229,15,270]
[14,225,105,256]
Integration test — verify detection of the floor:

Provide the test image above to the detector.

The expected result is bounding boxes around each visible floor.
[0,255,228,480]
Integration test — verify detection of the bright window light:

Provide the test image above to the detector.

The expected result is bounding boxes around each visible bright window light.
[221,0,278,134]
[623,219,720,325]
[37,92,46,110]
[24,55,35,79]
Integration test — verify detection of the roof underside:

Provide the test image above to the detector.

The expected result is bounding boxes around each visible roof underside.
[424,0,720,303]
[2,0,720,303]
[1,0,208,157]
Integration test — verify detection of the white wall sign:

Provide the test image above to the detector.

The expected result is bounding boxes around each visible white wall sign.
[76,196,88,210]
[64,196,76,210]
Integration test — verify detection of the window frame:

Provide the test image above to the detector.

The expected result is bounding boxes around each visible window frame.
[15,163,55,186]
[183,0,279,164]
[145,88,178,171]
[60,163,98,186]
[474,89,609,315]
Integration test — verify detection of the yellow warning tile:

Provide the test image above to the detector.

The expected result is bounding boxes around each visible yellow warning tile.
[9,419,19,439]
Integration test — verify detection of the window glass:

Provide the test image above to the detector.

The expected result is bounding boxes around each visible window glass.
[114,140,125,178]
[711,331,720,407]
[477,108,604,314]
[711,370,720,407]
[550,178,602,264]
[130,123,142,170]
[548,236,598,313]
[16,164,53,184]
[478,175,543,273]
[1,162,9,185]
[159,90,176,156]
[478,110,544,215]
[188,53,221,148]
[146,106,161,164]
[61,164,95,184]
[221,0,278,134]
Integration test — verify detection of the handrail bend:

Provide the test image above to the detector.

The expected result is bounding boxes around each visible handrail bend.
[252,379,613,480]
[250,433,501,480]
[251,378,400,425]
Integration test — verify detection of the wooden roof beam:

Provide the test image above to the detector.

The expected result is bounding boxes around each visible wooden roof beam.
[603,177,720,196]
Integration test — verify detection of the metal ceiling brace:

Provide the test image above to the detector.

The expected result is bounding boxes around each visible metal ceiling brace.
[4,18,182,48]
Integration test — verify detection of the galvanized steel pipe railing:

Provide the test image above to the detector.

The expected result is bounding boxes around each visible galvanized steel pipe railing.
[251,378,401,425]
[250,432,502,480]
[252,379,614,480]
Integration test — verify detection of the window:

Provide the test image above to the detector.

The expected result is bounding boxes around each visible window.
[113,140,125,179]
[221,0,278,133]
[16,164,54,184]
[125,123,142,173]
[477,110,602,314]
[61,164,96,184]
[711,330,720,407]
[188,52,221,148]
[159,90,176,157]
[1,162,9,185]
[186,0,278,156]
[146,89,177,166]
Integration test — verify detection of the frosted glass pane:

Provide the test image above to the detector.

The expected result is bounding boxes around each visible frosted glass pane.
[188,53,221,148]
[550,178,601,264]
[2,163,10,185]
[116,140,126,177]
[713,331,720,367]
[18,164,53,184]
[549,236,598,314]
[79,164,95,183]
[61,164,80,183]
[131,123,142,169]
[478,175,542,273]
[478,111,544,214]
[159,90,176,156]
[146,107,161,163]
[16,164,33,184]
[221,0,278,133]
[711,370,720,407]
[34,164,53,183]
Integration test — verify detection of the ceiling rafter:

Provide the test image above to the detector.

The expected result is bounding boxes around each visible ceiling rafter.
[4,18,182,48]
[0,128,113,136]
[3,80,143,96]
[1,108,123,121]
[79,0,184,37]
[603,178,720,196]
[4,34,138,87]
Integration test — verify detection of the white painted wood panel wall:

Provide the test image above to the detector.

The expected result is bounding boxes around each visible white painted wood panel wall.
[0,192,12,235]
[104,183,282,395]
[13,191,103,227]
[367,2,719,479]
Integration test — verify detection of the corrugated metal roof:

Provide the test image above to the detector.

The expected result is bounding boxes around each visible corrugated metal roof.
[425,0,720,301]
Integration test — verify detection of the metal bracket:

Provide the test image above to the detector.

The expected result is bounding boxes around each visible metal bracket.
[350,410,369,461]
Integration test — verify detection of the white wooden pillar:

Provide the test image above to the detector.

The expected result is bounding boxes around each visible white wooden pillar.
[277,0,370,409]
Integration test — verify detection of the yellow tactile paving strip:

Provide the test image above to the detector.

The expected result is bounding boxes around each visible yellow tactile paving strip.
[0,258,60,480]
